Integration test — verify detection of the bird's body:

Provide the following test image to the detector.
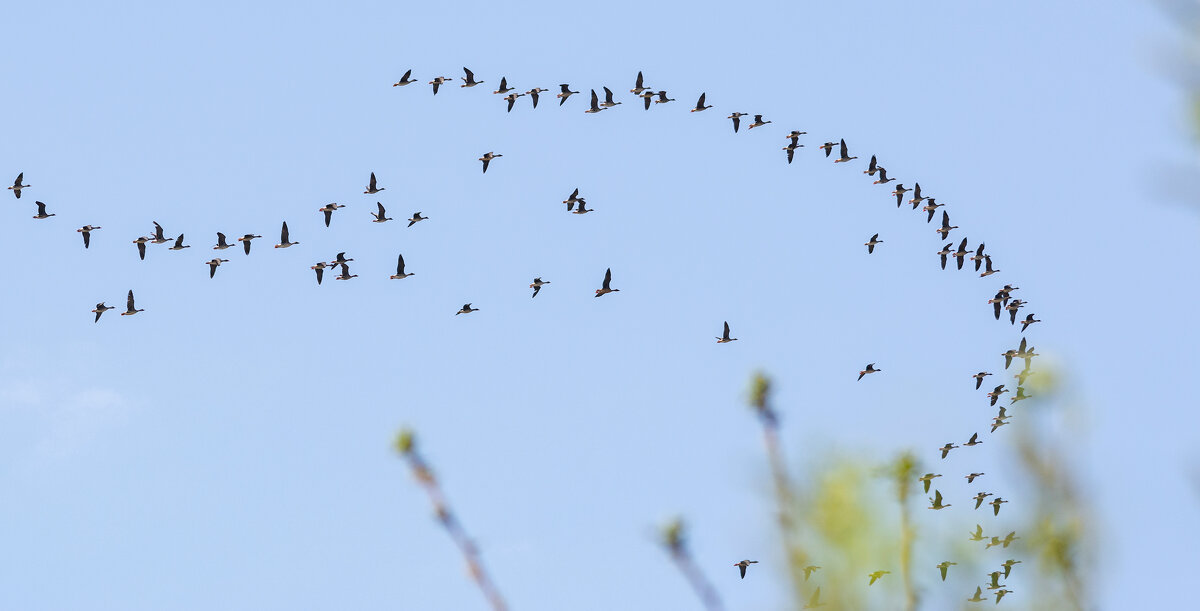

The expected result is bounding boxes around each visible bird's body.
[132,236,151,260]
[213,232,234,250]
[819,141,837,157]
[873,167,895,184]
[91,302,114,322]
[557,83,579,105]
[937,211,959,239]
[865,233,883,253]
[32,201,55,219]
[335,263,357,280]
[973,491,993,509]
[891,184,910,207]
[864,155,879,176]
[479,152,502,173]
[936,561,957,581]
[503,92,524,112]
[716,321,738,343]
[150,221,170,244]
[238,233,262,255]
[493,77,514,95]
[311,262,327,285]
[858,363,880,380]
[390,254,414,280]
[428,76,451,94]
[206,258,229,278]
[727,112,747,132]
[460,67,483,87]
[654,90,675,105]
[922,198,944,222]
[456,303,479,315]
[392,69,415,86]
[169,234,190,250]
[967,587,986,602]
[939,443,959,459]
[979,255,999,277]
[1021,313,1041,332]
[834,139,857,163]
[734,559,758,579]
[990,497,1008,516]
[121,290,143,316]
[937,242,953,270]
[408,212,427,227]
[530,277,549,298]
[364,172,385,194]
[275,221,298,248]
[966,472,985,483]
[964,432,983,447]
[526,88,548,108]
[867,570,890,585]
[919,472,942,494]
[691,92,712,112]
[371,202,392,223]
[629,71,649,95]
[77,225,101,249]
[748,114,772,129]
[929,489,951,510]
[908,183,926,208]
[600,86,622,108]
[572,199,592,214]
[8,172,30,198]
[319,203,345,227]
[973,371,993,389]
[595,268,619,297]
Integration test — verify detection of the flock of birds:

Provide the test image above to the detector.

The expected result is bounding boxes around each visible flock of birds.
[11,66,1041,607]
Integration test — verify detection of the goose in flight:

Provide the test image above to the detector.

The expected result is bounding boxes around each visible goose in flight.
[121,290,144,316]
[335,263,357,280]
[939,442,958,459]
[928,489,950,510]
[922,198,944,222]
[330,252,354,268]
[275,221,298,248]
[8,172,29,198]
[952,237,970,269]
[973,491,993,509]
[834,139,857,163]
[987,384,1008,406]
[237,233,262,255]
[803,586,824,608]
[936,561,956,582]
[858,363,881,380]
[873,167,895,184]
[585,89,604,113]
[150,221,171,244]
[408,212,427,227]
[638,89,656,110]
[479,152,502,173]
[503,92,524,112]
[970,242,986,270]
[964,432,983,447]
[969,524,986,541]
[979,255,999,277]
[571,199,593,214]
[364,172,384,194]
[213,232,235,250]
[864,155,879,176]
[168,234,190,250]
[1002,559,1022,578]
[456,303,479,315]
[77,225,100,248]
[390,254,414,279]
[748,114,772,129]
[206,258,229,278]
[937,242,953,270]
[891,183,910,207]
[716,321,738,343]
[990,497,1008,516]
[598,86,622,108]
[734,559,758,579]
[908,183,926,208]
[530,277,549,297]
[783,140,802,164]
[319,202,345,227]
[310,262,327,285]
[526,87,548,108]
[819,141,837,157]
[865,233,883,253]
[936,211,959,239]
[690,92,712,112]
[563,188,582,211]
[653,90,675,105]
[994,589,1013,604]
[967,587,986,602]
[973,371,992,389]
[493,76,514,95]
[557,83,579,105]
[965,472,985,483]
[727,112,747,132]
[32,201,54,219]
[392,69,415,87]
[595,268,620,297]
[91,302,115,322]
[1020,313,1041,333]
[867,570,890,585]
[428,76,451,94]
[629,71,650,95]
[132,236,151,260]
[460,67,483,87]
[371,202,392,223]
[803,566,821,581]
[919,472,942,493]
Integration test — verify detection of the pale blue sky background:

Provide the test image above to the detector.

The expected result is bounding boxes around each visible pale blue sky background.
[1,1,1196,609]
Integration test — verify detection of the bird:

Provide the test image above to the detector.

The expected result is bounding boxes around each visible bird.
[493,77,514,95]
[922,198,944,222]
[408,212,427,227]
[371,202,392,223]
[873,167,895,184]
[1010,387,1031,403]
[989,291,1007,320]
[1015,367,1034,386]
[525,87,548,108]
[1020,313,1041,333]
[891,184,911,207]
[986,537,1004,550]
[990,417,1010,434]
[456,303,479,315]
[937,211,959,239]
[929,489,951,510]
[428,76,451,94]
[310,262,327,285]
[206,258,229,278]
[572,199,593,214]
[599,86,622,108]
[716,321,738,343]
[936,561,957,581]
[803,586,825,609]
[734,559,758,579]
[121,290,143,316]
[392,69,415,86]
[787,130,807,139]
[979,255,999,277]
[91,302,114,322]
[585,89,604,113]
[969,524,986,541]
[748,114,772,129]
[1001,559,1022,578]
[867,570,890,585]
[213,232,234,250]
[964,432,983,447]
[908,183,926,208]
[973,372,992,389]
[335,263,357,280]
[966,472,985,483]
[818,141,837,157]
[132,236,151,260]
[990,497,1008,516]
[595,268,619,297]
[637,90,655,110]
[783,141,802,164]
[937,242,953,270]
[834,139,857,163]
[275,221,298,248]
[970,242,987,271]
[76,225,101,248]
[150,221,171,244]
[864,155,879,176]
[654,90,675,105]
[1003,337,1027,370]
[690,92,712,112]
[556,83,579,105]
[973,491,993,509]
[988,385,1008,406]
[168,234,190,250]
[237,233,262,255]
[1001,531,1020,548]
[987,571,1005,589]
[460,67,483,87]
[967,586,986,602]
[994,589,1013,604]
[939,442,958,459]
[364,172,384,194]
[858,363,881,380]
[319,203,345,227]
[803,566,821,580]
[330,252,354,268]
[479,152,502,173]
[503,92,524,112]
[953,237,970,270]
[529,277,549,297]
[629,71,650,94]
[1006,299,1026,326]
[865,233,883,253]
[919,472,942,493]
[563,188,582,211]
[32,201,54,219]
[9,172,30,198]
[390,254,414,280]
[727,112,748,132]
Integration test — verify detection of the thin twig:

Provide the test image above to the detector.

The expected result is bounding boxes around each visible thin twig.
[661,519,724,611]
[395,429,508,611]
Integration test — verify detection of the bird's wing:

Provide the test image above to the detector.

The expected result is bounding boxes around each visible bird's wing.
[839,139,848,158]
[602,268,612,290]
[396,254,405,274]
[127,290,135,309]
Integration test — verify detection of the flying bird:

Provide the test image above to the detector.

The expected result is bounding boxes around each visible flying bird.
[319,203,345,227]
[479,152,502,173]
[503,92,524,112]
[803,586,825,609]
[990,497,1008,516]
[690,92,712,112]
[428,76,451,94]
[150,221,171,244]
[275,221,298,248]
[979,255,999,277]
[493,77,514,95]
[922,198,944,222]
[629,71,650,94]
[456,303,479,315]
[600,87,622,108]
[168,234,190,250]
[653,90,675,105]
[585,89,604,113]
[919,472,942,493]
[132,236,151,260]
[834,139,857,163]
[525,88,548,108]
[867,570,890,585]
[734,559,758,579]
[206,258,229,278]
[529,277,549,297]
[858,363,881,380]
[237,233,262,255]
[937,242,953,270]
[727,112,747,132]
[865,233,883,253]
[928,489,951,510]
[964,432,983,447]
[966,472,985,484]
[716,321,738,343]
[1020,313,1041,333]
[213,232,234,250]
[748,114,772,129]
[121,290,143,316]
[91,302,115,322]
[408,212,427,227]
[77,225,101,248]
[364,172,384,194]
[390,254,414,279]
[460,67,483,87]
[32,201,54,219]
[891,184,910,207]
[908,183,926,208]
[864,155,879,176]
[936,211,959,239]
[563,188,582,211]
[557,83,579,105]
[310,262,327,285]
[973,491,993,509]
[335,263,357,280]
[371,202,392,223]
[9,172,30,198]
[819,141,837,157]
[939,442,958,459]
[595,268,620,297]
[936,561,956,581]
[973,371,992,389]
[873,167,895,184]
[967,587,986,602]
[392,69,415,87]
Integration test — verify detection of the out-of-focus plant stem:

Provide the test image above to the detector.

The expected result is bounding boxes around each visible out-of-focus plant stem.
[394,429,508,611]
[661,519,724,611]
[891,452,918,611]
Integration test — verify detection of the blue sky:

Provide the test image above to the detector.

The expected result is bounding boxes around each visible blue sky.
[1,1,1196,609]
